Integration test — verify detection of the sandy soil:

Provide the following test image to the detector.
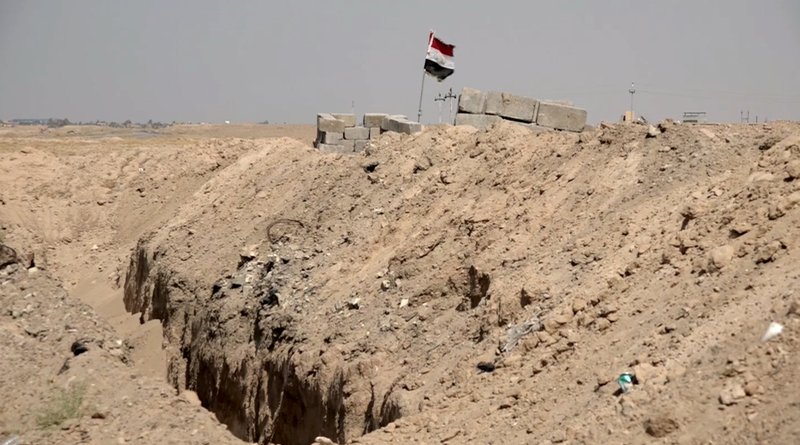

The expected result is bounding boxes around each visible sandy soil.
[1,121,799,445]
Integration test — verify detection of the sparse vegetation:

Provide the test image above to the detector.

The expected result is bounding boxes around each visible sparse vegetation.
[36,382,88,428]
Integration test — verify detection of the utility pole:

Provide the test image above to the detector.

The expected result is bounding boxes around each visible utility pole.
[434,93,446,124]
[444,88,457,124]
[628,82,636,121]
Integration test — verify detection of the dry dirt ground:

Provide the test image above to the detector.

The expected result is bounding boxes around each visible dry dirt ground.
[1,121,799,445]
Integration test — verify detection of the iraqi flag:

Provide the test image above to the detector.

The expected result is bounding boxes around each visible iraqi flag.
[424,32,455,82]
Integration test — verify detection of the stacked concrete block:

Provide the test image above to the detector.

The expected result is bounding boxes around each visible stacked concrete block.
[314,112,422,154]
[317,113,346,133]
[382,115,422,134]
[535,102,588,133]
[317,130,342,145]
[331,113,357,127]
[458,87,486,114]
[363,113,388,128]
[454,113,502,130]
[455,87,587,133]
[344,126,370,140]
[484,91,503,115]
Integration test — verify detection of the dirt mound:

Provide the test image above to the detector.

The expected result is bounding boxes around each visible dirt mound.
[123,121,800,444]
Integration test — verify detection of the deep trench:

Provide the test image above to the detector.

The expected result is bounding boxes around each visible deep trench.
[122,241,395,445]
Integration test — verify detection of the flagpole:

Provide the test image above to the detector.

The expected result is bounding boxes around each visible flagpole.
[417,31,435,123]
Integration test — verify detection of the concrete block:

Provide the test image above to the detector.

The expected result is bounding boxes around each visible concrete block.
[339,140,356,151]
[458,87,486,114]
[369,127,381,139]
[317,113,346,133]
[498,93,538,123]
[454,113,502,130]
[542,100,574,106]
[380,115,407,131]
[363,113,388,128]
[535,102,588,132]
[397,120,423,134]
[317,130,342,144]
[344,126,370,140]
[354,140,368,152]
[331,113,356,127]
[484,91,503,115]
[383,116,422,134]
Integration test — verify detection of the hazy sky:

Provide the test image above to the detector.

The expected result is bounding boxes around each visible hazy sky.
[1,1,798,124]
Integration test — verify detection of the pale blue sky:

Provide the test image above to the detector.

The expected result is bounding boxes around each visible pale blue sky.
[1,1,798,124]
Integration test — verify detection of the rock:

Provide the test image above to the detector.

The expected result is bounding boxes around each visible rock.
[543,318,561,334]
[748,172,775,183]
[553,311,572,325]
[787,300,800,317]
[595,318,611,331]
[646,125,659,138]
[0,244,19,269]
[786,160,800,179]
[680,202,706,220]
[598,304,618,317]
[644,416,679,437]
[381,280,392,291]
[550,429,567,443]
[784,191,800,209]
[744,381,764,396]
[719,383,747,405]
[754,240,785,264]
[314,437,337,445]
[699,128,717,140]
[632,362,667,385]
[709,245,735,270]
[399,298,409,308]
[571,298,587,313]
[537,331,557,345]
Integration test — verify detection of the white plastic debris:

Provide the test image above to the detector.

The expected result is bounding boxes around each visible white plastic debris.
[761,322,784,342]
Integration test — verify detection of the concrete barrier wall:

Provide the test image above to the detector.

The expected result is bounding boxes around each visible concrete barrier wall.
[315,113,423,154]
[456,87,588,132]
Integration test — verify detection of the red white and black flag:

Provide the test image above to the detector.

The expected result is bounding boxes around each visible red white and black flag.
[424,31,455,81]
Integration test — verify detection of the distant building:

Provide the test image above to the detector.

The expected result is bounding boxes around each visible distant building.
[11,118,49,125]
[682,112,707,124]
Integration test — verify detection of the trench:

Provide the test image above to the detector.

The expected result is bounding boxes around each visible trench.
[122,240,401,445]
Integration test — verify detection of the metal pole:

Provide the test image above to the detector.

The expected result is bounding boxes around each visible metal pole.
[417,31,435,123]
[628,82,636,121]
[417,70,427,123]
